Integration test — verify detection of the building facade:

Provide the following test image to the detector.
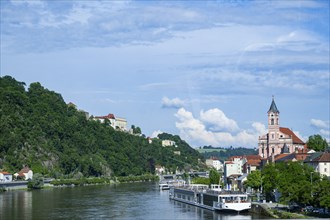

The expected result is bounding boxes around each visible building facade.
[94,113,127,131]
[162,140,176,147]
[0,172,12,182]
[304,152,330,177]
[258,98,305,159]
[205,158,223,171]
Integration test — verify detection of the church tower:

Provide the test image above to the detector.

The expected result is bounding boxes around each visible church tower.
[258,97,305,159]
[267,96,280,139]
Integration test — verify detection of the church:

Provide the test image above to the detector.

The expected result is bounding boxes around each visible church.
[258,97,305,159]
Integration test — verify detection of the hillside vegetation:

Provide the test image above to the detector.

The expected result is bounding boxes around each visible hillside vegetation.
[198,146,257,161]
[0,76,203,178]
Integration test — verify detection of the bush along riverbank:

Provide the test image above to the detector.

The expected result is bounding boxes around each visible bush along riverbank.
[50,177,115,186]
[50,174,159,186]
[116,174,159,183]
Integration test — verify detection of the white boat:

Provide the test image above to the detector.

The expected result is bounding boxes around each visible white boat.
[169,184,251,213]
[159,183,170,190]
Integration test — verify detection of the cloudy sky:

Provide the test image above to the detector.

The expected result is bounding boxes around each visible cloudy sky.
[1,0,329,148]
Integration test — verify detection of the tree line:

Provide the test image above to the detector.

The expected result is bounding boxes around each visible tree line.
[0,75,203,178]
[244,162,330,209]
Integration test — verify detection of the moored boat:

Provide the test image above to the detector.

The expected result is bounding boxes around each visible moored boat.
[159,183,170,190]
[169,184,251,213]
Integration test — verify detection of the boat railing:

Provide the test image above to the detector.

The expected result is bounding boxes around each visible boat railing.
[205,189,247,195]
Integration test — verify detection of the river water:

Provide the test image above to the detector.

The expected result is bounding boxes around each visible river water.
[0,182,267,219]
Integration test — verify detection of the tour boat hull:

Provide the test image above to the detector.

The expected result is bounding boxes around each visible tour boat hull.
[169,184,251,213]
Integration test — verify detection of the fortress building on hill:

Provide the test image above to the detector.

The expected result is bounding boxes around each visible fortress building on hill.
[258,97,305,159]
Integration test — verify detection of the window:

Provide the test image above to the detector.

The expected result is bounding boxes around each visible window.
[272,134,274,139]
[271,118,274,125]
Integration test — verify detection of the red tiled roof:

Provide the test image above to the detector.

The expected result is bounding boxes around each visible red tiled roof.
[294,153,309,161]
[247,160,260,166]
[279,127,305,144]
[0,172,11,175]
[18,167,31,177]
[315,152,330,162]
[274,153,290,161]
[95,113,115,120]
[245,155,261,160]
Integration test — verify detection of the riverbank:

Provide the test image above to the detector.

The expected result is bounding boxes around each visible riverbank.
[250,202,321,219]
[250,202,308,219]
[0,174,159,191]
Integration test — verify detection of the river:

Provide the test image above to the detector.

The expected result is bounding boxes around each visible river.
[0,182,267,219]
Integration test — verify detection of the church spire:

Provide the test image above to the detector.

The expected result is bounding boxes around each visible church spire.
[268,96,280,113]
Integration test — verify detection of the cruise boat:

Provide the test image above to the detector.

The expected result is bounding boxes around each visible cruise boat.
[159,183,170,190]
[169,184,251,213]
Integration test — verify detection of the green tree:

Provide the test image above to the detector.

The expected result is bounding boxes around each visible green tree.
[0,76,203,178]
[27,173,44,189]
[131,125,142,134]
[313,176,330,208]
[209,168,220,185]
[192,177,210,185]
[244,170,262,191]
[307,134,328,151]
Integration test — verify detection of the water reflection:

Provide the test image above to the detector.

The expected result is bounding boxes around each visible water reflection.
[172,200,254,220]
[0,190,33,219]
[1,183,265,219]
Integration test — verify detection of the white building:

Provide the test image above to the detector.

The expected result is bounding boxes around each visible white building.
[14,166,33,180]
[115,117,127,131]
[305,152,330,177]
[0,172,12,182]
[162,140,176,147]
[94,113,127,131]
[224,156,245,187]
[206,158,223,171]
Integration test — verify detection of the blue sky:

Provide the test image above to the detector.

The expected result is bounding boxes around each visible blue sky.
[1,0,329,148]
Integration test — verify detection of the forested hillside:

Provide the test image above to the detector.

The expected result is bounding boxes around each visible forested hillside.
[197,146,257,161]
[0,76,203,177]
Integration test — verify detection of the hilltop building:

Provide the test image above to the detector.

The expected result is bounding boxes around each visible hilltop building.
[94,113,127,131]
[162,140,176,147]
[258,97,305,159]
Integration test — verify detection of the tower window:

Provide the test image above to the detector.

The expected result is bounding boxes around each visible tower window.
[271,118,274,125]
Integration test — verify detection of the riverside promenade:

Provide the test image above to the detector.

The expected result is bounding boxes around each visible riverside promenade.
[0,178,53,190]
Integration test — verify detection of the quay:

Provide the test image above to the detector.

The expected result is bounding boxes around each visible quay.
[0,178,53,190]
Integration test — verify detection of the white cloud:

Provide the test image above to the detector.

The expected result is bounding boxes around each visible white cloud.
[311,119,329,129]
[320,129,330,137]
[200,108,239,132]
[310,119,330,140]
[161,97,185,109]
[175,108,266,147]
[151,130,163,138]
[252,122,267,135]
